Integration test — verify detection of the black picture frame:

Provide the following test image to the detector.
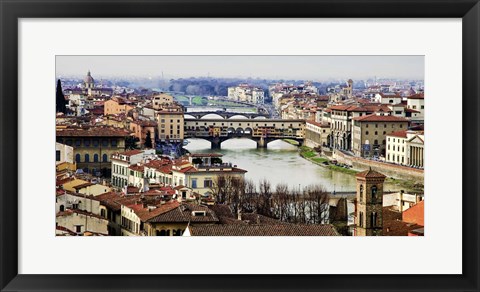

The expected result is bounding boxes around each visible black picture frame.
[1,0,479,291]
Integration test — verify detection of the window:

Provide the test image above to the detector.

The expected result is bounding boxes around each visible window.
[84,154,90,162]
[75,154,81,163]
[75,226,81,233]
[371,185,378,201]
[421,105,424,109]
[366,131,369,135]
[94,154,99,162]
[111,140,117,147]
[400,124,403,128]
[374,131,378,135]
[75,140,81,147]
[103,154,108,162]
[191,179,197,188]
[204,179,213,188]
[359,212,364,227]
[93,140,99,147]
[56,150,61,161]
[375,124,378,128]
[102,140,108,147]
[359,185,364,203]
[371,212,378,227]
[101,209,106,218]
[84,140,90,147]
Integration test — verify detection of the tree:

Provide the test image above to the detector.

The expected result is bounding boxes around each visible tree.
[144,131,153,148]
[55,79,66,114]
[125,136,140,150]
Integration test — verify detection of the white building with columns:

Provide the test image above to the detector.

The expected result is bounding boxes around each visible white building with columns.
[386,130,424,168]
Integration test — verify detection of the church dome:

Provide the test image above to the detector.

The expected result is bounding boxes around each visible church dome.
[84,70,94,84]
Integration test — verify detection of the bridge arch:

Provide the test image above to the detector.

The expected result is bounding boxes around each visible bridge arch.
[229,114,248,120]
[200,113,225,119]
[235,127,244,135]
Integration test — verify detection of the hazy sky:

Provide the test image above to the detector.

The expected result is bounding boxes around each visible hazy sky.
[56,56,424,81]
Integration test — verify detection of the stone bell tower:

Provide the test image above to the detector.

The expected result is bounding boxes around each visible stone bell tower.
[355,167,386,236]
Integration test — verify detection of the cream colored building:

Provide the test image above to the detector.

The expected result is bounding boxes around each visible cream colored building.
[55,142,74,165]
[405,131,425,168]
[111,149,155,188]
[386,130,424,167]
[305,120,331,148]
[407,94,425,122]
[386,130,407,164]
[227,84,265,104]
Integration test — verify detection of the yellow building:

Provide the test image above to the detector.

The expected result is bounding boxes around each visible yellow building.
[152,93,174,109]
[104,96,135,116]
[351,114,409,158]
[156,108,184,143]
[56,126,130,176]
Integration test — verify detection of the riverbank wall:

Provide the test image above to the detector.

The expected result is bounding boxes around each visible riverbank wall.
[331,150,424,184]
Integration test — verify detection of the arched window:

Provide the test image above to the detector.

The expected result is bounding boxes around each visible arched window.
[158,230,167,236]
[75,154,81,163]
[84,154,90,162]
[102,154,108,162]
[371,185,378,201]
[374,139,378,145]
[359,185,364,203]
[59,205,65,212]
[371,212,378,227]
[93,154,99,162]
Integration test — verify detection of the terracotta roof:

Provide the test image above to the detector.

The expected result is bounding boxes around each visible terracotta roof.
[129,164,144,172]
[56,209,107,221]
[355,168,386,179]
[383,207,423,236]
[188,224,339,236]
[387,130,408,138]
[56,226,77,236]
[408,93,424,99]
[306,120,329,128]
[56,126,130,137]
[117,149,143,157]
[352,114,408,122]
[405,108,421,113]
[130,200,180,222]
[72,182,94,189]
[146,203,218,223]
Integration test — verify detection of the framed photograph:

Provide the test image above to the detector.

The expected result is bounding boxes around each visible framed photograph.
[1,0,479,291]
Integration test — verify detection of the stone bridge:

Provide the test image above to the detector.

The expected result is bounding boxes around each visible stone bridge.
[184,118,306,149]
[184,111,269,120]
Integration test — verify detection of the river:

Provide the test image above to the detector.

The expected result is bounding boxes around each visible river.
[184,138,401,193]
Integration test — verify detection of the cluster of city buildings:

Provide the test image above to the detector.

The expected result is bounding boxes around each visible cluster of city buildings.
[281,79,427,168]
[55,71,424,237]
[227,84,265,104]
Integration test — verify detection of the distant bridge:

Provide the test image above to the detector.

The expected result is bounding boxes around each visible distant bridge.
[184,118,306,149]
[184,111,269,120]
